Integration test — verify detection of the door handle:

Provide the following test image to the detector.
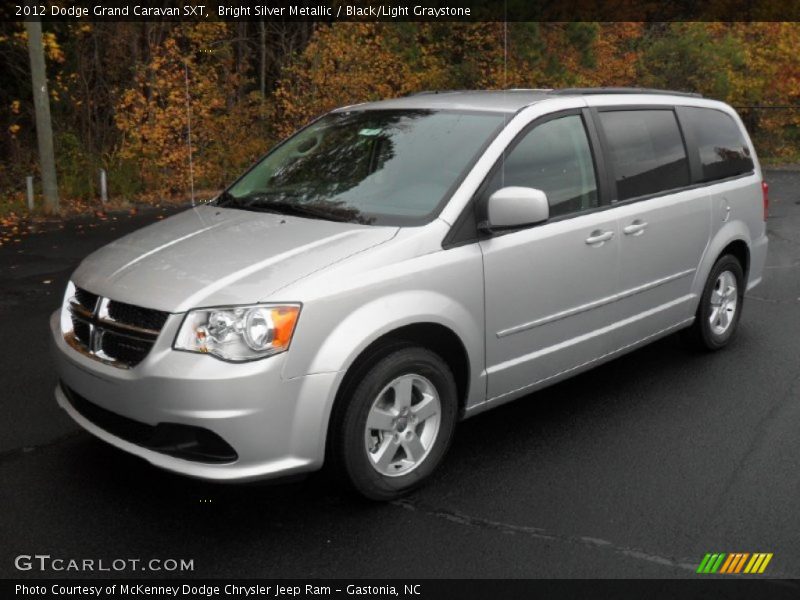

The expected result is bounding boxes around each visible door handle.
[623,220,648,236]
[585,230,614,246]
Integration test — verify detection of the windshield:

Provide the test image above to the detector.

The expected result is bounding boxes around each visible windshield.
[219,109,506,225]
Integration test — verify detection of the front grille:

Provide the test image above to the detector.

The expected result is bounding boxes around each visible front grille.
[108,300,169,332]
[99,330,153,367]
[67,287,170,368]
[74,287,99,311]
[61,383,238,463]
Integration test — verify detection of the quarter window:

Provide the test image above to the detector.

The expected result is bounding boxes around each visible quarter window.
[486,115,599,218]
[680,107,754,182]
[599,110,690,201]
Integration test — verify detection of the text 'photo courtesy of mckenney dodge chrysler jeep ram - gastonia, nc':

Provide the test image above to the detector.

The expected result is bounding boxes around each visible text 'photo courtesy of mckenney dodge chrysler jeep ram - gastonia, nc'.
[52,88,767,500]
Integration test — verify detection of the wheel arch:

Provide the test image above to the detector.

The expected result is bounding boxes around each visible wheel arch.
[334,321,471,411]
[720,239,750,283]
[693,222,752,309]
[323,320,472,469]
[283,290,483,465]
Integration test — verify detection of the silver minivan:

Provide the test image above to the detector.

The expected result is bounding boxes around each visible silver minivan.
[52,88,768,499]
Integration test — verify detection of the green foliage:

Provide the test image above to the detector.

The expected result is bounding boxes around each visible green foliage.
[509,22,544,65]
[638,23,745,98]
[106,156,144,201]
[55,131,97,200]
[565,22,600,68]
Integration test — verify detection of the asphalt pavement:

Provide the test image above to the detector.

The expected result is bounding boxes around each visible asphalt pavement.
[1,172,799,579]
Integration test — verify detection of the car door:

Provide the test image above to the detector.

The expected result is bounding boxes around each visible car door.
[593,108,711,344]
[479,111,621,400]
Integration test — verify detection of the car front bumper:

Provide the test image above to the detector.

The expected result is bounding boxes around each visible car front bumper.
[50,310,340,482]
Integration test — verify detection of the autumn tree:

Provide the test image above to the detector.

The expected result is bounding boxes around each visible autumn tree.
[4,20,800,212]
[727,23,800,158]
[272,23,427,139]
[115,23,269,196]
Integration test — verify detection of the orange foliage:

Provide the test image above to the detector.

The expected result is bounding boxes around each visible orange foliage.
[728,23,800,158]
[272,23,425,139]
[115,23,269,196]
[5,20,800,214]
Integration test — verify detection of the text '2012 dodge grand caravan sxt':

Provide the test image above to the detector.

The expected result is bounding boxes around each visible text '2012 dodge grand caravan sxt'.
[52,88,768,500]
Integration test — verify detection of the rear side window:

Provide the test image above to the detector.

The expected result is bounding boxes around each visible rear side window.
[680,107,754,182]
[599,110,690,201]
[486,114,598,218]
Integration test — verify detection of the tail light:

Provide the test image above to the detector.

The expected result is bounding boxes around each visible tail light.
[762,180,769,221]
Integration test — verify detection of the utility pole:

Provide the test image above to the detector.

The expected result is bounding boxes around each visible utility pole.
[25,19,59,213]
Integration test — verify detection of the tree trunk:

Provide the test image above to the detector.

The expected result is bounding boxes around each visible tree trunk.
[25,20,59,213]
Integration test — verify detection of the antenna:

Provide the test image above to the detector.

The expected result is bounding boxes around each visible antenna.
[501,0,508,188]
[184,61,196,207]
[503,4,507,89]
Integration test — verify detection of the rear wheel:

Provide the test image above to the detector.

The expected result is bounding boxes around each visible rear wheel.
[682,254,745,350]
[330,346,458,501]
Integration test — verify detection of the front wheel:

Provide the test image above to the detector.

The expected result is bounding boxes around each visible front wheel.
[682,254,745,351]
[330,346,458,501]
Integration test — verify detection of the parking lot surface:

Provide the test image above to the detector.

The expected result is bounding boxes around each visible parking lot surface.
[2,171,799,578]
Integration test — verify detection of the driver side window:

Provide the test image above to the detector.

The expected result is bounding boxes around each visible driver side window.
[486,114,599,218]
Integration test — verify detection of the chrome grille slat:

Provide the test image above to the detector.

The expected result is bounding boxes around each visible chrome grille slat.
[66,287,169,368]
[70,314,92,347]
[68,301,94,319]
[96,317,160,338]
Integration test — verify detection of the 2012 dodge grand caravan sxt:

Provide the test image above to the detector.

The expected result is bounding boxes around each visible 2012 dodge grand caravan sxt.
[52,88,768,500]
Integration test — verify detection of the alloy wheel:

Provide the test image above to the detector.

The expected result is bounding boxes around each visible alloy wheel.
[363,374,442,477]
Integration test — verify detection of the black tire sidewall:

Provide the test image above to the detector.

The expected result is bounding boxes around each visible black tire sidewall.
[335,347,458,501]
[696,255,745,350]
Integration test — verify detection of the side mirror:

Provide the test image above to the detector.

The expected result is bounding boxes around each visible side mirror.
[482,186,550,232]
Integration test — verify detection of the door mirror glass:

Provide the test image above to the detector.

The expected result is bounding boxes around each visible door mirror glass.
[485,186,550,230]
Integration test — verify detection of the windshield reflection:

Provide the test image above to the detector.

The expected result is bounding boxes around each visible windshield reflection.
[219,110,505,226]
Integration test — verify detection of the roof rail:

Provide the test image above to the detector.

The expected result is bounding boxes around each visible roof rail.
[552,87,703,98]
[406,90,468,96]
[407,89,555,97]
[505,88,555,93]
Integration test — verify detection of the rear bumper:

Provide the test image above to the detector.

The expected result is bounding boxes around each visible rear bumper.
[747,232,769,291]
[50,310,341,482]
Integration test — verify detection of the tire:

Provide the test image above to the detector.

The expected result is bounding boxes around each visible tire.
[330,345,458,501]
[682,254,745,351]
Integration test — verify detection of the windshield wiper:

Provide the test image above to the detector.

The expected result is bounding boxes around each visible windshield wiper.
[216,192,370,224]
[215,190,240,208]
[249,200,351,222]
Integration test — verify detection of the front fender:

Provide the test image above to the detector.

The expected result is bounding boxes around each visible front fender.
[277,288,484,469]
[280,230,487,436]
[284,288,485,408]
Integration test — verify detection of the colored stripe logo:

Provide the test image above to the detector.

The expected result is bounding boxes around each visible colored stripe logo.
[697,553,773,574]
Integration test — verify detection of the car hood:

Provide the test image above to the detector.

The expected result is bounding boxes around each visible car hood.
[72,205,398,312]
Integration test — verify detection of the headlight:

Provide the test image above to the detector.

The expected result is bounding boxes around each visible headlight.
[174,304,301,362]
